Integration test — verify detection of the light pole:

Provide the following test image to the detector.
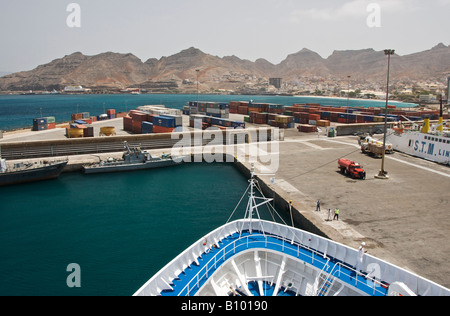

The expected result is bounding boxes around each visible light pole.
[346,75,351,124]
[376,49,395,180]
[196,69,200,113]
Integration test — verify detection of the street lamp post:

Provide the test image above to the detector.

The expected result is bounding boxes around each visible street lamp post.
[196,69,200,113]
[346,75,351,124]
[376,49,395,180]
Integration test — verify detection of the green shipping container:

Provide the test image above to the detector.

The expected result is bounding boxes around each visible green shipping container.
[45,116,56,123]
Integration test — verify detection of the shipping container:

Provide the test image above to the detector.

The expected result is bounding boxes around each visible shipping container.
[131,112,148,122]
[153,125,175,134]
[33,124,47,131]
[71,113,83,121]
[309,114,321,121]
[47,123,56,130]
[83,126,94,138]
[44,116,56,123]
[132,120,142,134]
[276,115,293,124]
[33,118,47,125]
[160,114,182,127]
[316,120,331,127]
[298,124,318,133]
[142,122,154,134]
[153,116,175,128]
[123,116,133,131]
[238,106,249,115]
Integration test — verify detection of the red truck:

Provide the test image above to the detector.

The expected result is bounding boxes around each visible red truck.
[338,159,366,180]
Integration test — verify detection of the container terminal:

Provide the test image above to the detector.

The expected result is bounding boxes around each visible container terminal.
[1,102,449,289]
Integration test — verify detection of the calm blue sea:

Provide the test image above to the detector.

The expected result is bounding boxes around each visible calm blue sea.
[0,162,282,296]
[0,94,417,131]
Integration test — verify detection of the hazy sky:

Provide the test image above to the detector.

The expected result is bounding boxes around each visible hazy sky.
[1,0,449,72]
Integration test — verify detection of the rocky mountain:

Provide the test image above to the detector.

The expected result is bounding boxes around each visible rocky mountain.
[0,44,449,92]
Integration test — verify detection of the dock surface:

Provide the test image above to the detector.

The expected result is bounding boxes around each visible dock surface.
[248,131,450,289]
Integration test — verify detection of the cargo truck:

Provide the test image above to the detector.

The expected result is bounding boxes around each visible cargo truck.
[360,136,394,157]
[338,158,366,180]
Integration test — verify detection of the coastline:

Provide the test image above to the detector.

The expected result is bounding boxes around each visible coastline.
[0,93,434,133]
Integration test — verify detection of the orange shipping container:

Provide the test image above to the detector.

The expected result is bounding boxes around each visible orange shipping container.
[153,125,175,134]
[316,120,331,127]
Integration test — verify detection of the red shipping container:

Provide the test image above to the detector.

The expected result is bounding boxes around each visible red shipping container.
[132,120,142,134]
[131,112,147,122]
[238,106,248,115]
[298,124,317,133]
[123,116,133,131]
[107,109,116,115]
[309,114,321,121]
[153,125,174,134]
[47,123,56,130]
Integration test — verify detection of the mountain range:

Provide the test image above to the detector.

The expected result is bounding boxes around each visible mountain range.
[1,44,449,92]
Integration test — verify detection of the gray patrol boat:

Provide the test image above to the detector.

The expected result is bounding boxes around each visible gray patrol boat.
[82,142,184,174]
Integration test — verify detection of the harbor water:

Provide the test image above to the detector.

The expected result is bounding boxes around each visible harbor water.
[0,94,418,131]
[0,162,270,296]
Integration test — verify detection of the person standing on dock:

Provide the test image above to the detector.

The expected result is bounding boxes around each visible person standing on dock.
[334,208,340,221]
[328,208,332,221]
[316,200,321,212]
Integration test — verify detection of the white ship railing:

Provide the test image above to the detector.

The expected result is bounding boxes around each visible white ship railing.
[133,219,450,296]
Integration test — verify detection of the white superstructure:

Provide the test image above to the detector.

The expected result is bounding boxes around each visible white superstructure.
[387,127,450,165]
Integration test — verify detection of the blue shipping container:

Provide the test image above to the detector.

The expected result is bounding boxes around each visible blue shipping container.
[33,118,47,125]
[154,116,175,128]
[142,122,153,134]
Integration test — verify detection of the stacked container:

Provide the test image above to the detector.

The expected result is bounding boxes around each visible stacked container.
[141,122,154,134]
[107,109,116,119]
[33,118,47,131]
[153,116,175,134]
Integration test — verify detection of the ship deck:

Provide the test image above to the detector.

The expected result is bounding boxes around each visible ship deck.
[160,230,389,297]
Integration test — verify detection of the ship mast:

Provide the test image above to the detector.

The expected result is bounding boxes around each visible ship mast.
[239,164,273,237]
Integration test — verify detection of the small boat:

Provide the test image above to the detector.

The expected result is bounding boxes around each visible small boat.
[134,164,450,296]
[82,142,184,174]
[0,159,67,186]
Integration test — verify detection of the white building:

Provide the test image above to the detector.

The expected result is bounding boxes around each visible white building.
[64,85,86,93]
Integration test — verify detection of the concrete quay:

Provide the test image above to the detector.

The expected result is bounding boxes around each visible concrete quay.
[239,132,450,289]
